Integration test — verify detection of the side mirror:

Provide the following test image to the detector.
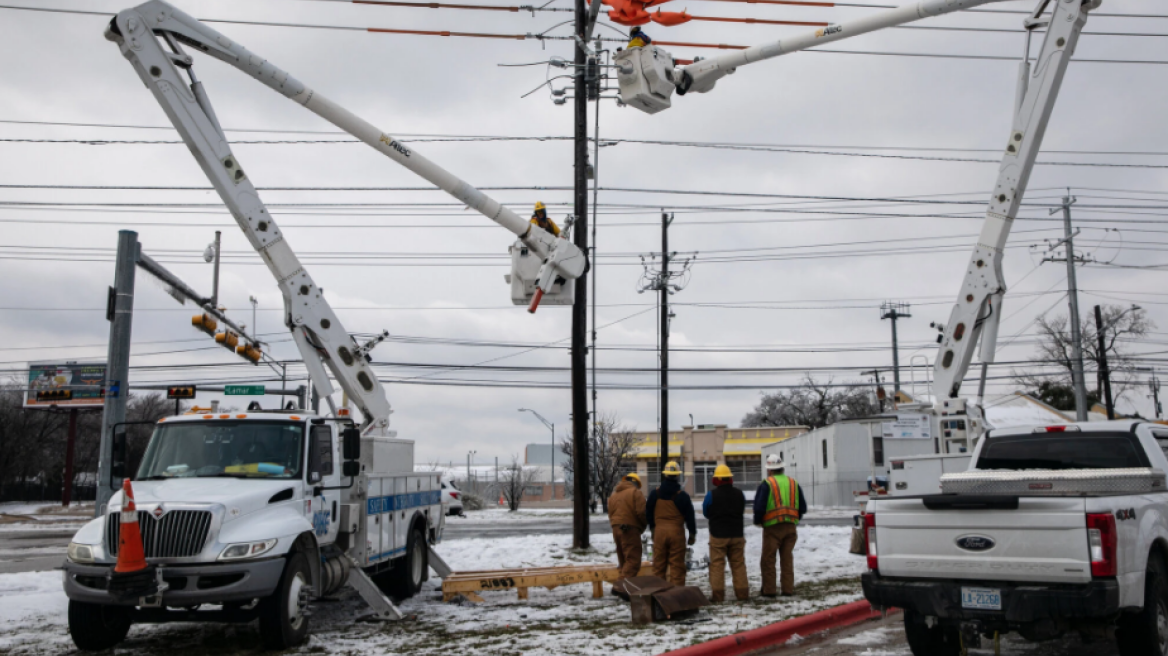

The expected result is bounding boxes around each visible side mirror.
[342,461,360,477]
[110,429,127,487]
[342,427,361,461]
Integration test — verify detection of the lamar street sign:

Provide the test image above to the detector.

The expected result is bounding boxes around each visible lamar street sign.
[224,385,265,396]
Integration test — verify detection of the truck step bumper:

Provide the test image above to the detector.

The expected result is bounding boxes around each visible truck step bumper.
[64,559,285,607]
[862,573,1120,624]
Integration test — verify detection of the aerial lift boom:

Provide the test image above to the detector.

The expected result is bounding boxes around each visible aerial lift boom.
[105,1,587,436]
[619,0,1099,438]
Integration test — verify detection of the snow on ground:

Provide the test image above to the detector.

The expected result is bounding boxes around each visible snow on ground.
[0,524,864,655]
[454,507,575,522]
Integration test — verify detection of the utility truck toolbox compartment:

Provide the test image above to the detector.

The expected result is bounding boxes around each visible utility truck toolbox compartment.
[940,467,1166,496]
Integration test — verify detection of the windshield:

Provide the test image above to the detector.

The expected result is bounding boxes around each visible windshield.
[137,421,305,480]
[976,431,1149,471]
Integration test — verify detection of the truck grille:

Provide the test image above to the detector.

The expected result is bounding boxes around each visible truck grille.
[106,510,213,558]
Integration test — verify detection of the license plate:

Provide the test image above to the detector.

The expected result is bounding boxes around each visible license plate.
[961,587,1002,610]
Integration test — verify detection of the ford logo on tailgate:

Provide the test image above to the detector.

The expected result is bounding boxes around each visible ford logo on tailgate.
[956,535,996,551]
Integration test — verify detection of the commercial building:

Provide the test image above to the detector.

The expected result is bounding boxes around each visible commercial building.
[626,424,809,496]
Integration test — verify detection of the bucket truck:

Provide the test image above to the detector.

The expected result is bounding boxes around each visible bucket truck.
[619,0,1100,446]
[62,1,586,650]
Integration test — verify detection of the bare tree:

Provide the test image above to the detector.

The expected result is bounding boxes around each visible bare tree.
[1018,305,1153,408]
[498,456,540,512]
[558,412,640,514]
[742,375,879,429]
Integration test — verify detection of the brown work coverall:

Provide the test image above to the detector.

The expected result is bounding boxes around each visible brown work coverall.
[648,479,695,587]
[607,480,647,582]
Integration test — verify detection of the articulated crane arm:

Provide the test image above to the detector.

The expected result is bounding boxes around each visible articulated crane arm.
[932,0,1098,404]
[618,0,1013,114]
[105,1,586,437]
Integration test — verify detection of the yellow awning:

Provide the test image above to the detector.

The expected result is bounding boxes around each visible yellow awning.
[632,442,683,458]
[722,437,788,456]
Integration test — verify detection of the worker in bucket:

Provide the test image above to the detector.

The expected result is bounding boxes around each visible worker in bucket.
[627,26,652,48]
[646,461,696,586]
[607,472,648,595]
[702,464,748,602]
[753,453,806,597]
[530,201,560,237]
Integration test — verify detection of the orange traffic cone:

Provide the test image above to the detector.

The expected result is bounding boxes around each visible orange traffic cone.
[499,494,505,506]
[115,478,147,573]
[108,478,158,599]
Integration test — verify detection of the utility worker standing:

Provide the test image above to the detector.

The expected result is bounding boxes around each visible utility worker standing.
[607,472,648,594]
[753,453,806,597]
[646,461,696,586]
[530,201,560,237]
[702,463,748,602]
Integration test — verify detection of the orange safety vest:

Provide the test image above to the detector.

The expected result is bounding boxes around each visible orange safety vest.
[763,475,800,526]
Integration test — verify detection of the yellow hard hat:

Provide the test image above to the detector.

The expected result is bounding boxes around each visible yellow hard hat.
[625,472,642,485]
[713,464,732,479]
[662,461,682,477]
[534,201,547,212]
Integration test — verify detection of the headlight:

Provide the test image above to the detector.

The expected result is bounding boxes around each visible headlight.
[219,539,277,561]
[67,542,95,564]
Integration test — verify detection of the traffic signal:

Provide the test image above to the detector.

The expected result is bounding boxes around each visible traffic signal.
[236,343,262,363]
[167,386,197,399]
[192,313,218,336]
[36,389,72,402]
[215,331,240,350]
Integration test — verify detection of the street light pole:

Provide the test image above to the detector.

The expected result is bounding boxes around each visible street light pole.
[467,450,477,488]
[520,408,556,499]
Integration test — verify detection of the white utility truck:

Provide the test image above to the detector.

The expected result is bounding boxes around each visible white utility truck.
[864,421,1168,655]
[62,1,587,650]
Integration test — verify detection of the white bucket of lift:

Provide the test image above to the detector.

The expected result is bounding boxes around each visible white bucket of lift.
[506,240,574,307]
[615,45,675,115]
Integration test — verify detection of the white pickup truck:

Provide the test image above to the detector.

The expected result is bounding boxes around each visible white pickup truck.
[863,420,1168,656]
[63,411,443,650]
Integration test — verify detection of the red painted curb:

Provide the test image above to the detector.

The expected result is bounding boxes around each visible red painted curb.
[659,599,895,656]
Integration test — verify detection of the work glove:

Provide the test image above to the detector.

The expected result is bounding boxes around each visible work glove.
[687,533,696,546]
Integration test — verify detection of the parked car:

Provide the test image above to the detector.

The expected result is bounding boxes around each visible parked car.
[863,421,1168,656]
[441,480,464,516]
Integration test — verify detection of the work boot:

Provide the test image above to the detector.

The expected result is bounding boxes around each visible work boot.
[760,591,778,598]
[734,588,750,601]
[709,590,725,603]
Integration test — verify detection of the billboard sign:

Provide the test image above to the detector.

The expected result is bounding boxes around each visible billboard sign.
[25,362,107,408]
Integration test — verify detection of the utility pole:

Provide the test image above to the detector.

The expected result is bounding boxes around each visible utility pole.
[660,211,671,476]
[62,408,78,507]
[97,230,138,517]
[880,302,912,397]
[1043,193,1090,421]
[637,216,695,481]
[570,0,591,549]
[1152,373,1163,420]
[1096,305,1115,420]
[862,369,887,413]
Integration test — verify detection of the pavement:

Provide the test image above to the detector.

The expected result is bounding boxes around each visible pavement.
[0,526,74,574]
[760,610,1121,656]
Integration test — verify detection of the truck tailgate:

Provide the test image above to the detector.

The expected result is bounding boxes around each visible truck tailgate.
[875,496,1091,584]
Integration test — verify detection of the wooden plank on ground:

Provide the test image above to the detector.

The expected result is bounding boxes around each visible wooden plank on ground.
[442,562,653,602]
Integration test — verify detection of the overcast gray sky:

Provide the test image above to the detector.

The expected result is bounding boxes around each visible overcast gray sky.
[1,0,1166,465]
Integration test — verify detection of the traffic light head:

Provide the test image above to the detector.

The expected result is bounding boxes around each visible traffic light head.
[167,386,197,399]
[36,389,73,402]
[215,331,240,350]
[235,343,262,363]
[192,313,218,336]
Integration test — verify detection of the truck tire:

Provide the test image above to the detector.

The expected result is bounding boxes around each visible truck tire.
[903,609,960,656]
[258,552,312,650]
[1117,554,1168,656]
[386,523,428,601]
[68,600,131,651]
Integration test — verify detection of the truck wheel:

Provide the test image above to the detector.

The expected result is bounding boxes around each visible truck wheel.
[1117,555,1168,656]
[903,609,960,656]
[386,523,428,601]
[258,552,312,650]
[68,600,131,651]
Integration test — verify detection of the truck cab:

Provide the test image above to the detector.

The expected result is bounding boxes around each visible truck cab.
[63,410,443,651]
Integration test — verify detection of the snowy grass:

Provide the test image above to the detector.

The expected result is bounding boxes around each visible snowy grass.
[0,525,865,655]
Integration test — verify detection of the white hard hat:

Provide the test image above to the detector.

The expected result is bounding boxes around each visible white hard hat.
[765,453,785,470]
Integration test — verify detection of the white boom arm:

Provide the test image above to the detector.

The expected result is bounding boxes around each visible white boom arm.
[933,0,1098,402]
[617,0,1010,114]
[106,1,586,436]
